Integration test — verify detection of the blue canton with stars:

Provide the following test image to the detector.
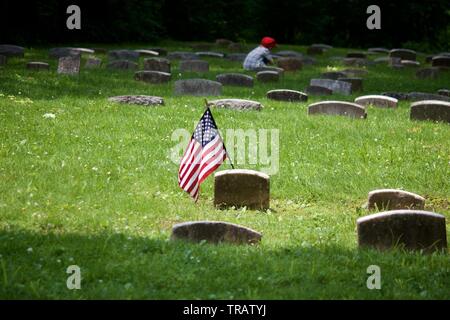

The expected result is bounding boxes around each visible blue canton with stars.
[193,109,219,147]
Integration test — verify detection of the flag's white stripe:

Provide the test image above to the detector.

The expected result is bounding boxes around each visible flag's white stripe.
[200,137,222,165]
[198,149,226,183]
[178,139,196,174]
[179,141,200,178]
[180,148,202,188]
[182,168,200,193]
[179,143,201,181]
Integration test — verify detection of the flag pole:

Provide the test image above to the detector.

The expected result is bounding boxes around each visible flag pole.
[204,99,235,170]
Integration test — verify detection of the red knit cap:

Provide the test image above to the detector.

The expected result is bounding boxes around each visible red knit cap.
[261,37,276,49]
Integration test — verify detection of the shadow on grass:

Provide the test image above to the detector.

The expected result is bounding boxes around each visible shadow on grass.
[0,228,448,299]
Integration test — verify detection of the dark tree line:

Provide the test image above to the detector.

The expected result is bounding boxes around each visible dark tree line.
[0,0,448,51]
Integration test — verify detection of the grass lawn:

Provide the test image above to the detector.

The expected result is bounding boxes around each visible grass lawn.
[0,42,449,299]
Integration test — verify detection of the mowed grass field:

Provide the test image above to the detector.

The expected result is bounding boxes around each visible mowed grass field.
[0,42,449,299]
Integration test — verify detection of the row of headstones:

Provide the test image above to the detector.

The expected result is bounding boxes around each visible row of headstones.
[170,169,447,253]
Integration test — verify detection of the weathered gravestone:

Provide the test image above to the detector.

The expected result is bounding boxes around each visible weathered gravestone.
[308,101,367,119]
[108,95,164,106]
[216,73,254,87]
[26,62,49,71]
[408,92,450,102]
[214,169,270,210]
[416,67,443,80]
[208,99,263,111]
[108,50,139,61]
[107,60,138,70]
[357,210,447,252]
[320,72,346,80]
[410,100,450,123]
[144,58,171,73]
[277,57,302,71]
[49,47,81,59]
[266,89,308,102]
[431,56,450,68]
[354,95,398,108]
[167,51,198,60]
[338,77,363,92]
[389,49,416,61]
[310,79,352,95]
[179,60,209,73]
[57,56,80,75]
[134,71,171,84]
[174,79,222,96]
[305,85,332,96]
[85,57,102,68]
[171,221,262,245]
[366,189,425,210]
[0,44,24,57]
[256,71,279,82]
[0,55,6,65]
[195,51,224,58]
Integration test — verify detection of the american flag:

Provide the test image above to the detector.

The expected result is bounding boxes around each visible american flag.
[178,108,227,201]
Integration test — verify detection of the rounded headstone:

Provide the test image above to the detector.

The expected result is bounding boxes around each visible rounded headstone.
[354,95,398,108]
[134,49,159,56]
[208,99,262,111]
[357,210,447,252]
[256,71,279,82]
[408,92,450,102]
[134,71,171,84]
[148,48,168,56]
[108,95,164,106]
[26,62,49,71]
[0,44,24,57]
[179,60,209,73]
[266,89,307,102]
[174,79,222,96]
[144,57,171,73]
[389,49,416,61]
[255,66,284,75]
[437,89,450,97]
[410,100,450,123]
[367,189,425,210]
[431,56,450,68]
[308,101,367,119]
[277,57,303,71]
[275,50,303,58]
[171,221,262,245]
[214,169,270,210]
[216,73,254,87]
